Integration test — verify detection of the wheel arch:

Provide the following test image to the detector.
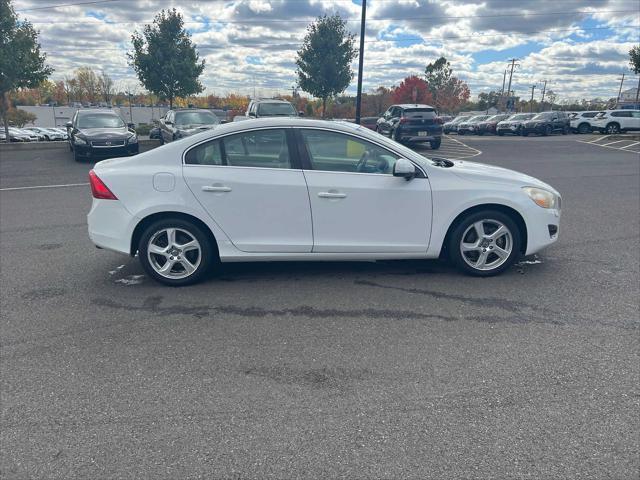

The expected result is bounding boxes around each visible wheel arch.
[130,211,220,259]
[440,203,528,257]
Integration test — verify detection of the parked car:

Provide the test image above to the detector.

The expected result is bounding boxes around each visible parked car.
[245,98,300,118]
[66,109,138,162]
[476,114,511,135]
[375,104,443,149]
[589,109,640,134]
[159,109,220,144]
[7,127,35,142]
[569,111,602,134]
[24,127,65,141]
[443,115,471,134]
[521,111,570,136]
[50,127,69,140]
[149,126,161,140]
[86,118,561,286]
[496,113,536,136]
[457,115,491,135]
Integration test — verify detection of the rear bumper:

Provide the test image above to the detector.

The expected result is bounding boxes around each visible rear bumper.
[87,199,138,255]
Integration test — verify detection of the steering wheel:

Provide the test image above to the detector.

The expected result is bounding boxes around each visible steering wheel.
[356,150,371,172]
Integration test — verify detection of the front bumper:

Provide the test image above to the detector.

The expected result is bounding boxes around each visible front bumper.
[74,143,139,158]
[524,204,561,255]
[496,125,521,134]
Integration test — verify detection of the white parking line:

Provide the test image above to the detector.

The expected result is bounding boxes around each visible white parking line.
[600,140,629,146]
[621,142,640,149]
[0,182,89,192]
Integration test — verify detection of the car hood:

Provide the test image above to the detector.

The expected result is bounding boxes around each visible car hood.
[77,127,131,140]
[448,160,558,193]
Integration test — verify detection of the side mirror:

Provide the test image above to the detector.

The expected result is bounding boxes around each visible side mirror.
[393,158,416,181]
[65,121,72,130]
[298,110,304,116]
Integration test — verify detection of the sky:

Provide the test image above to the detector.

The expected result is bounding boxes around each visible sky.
[12,0,640,102]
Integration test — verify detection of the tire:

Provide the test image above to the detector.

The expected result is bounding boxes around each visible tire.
[68,141,73,152]
[458,130,465,135]
[138,218,216,286]
[159,133,164,145]
[544,125,552,136]
[562,126,569,135]
[577,123,590,134]
[430,139,441,150]
[606,123,620,134]
[448,210,521,277]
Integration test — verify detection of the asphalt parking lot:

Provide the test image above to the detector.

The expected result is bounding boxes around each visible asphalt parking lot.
[1,135,638,479]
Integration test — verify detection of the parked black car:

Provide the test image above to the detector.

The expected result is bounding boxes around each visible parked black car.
[66,109,138,162]
[522,111,570,136]
[375,104,443,149]
[496,113,536,136]
[476,114,511,135]
[149,126,161,140]
[457,115,491,135]
[159,109,220,144]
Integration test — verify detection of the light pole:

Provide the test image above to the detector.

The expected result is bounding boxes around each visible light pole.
[529,84,537,113]
[354,0,367,125]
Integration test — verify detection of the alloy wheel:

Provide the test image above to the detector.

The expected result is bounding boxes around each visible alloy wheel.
[147,227,202,279]
[459,219,513,271]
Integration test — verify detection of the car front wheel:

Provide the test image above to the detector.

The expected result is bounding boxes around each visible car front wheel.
[448,211,521,276]
[138,218,215,286]
[606,123,620,134]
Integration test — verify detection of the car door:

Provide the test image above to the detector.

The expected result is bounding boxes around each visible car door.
[182,127,313,253]
[297,128,431,253]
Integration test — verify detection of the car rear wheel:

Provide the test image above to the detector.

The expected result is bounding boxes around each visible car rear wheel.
[606,123,620,134]
[138,218,215,286]
[448,210,521,277]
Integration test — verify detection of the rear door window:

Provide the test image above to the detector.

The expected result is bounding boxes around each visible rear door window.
[223,129,291,169]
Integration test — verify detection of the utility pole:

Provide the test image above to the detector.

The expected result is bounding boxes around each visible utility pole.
[616,73,625,107]
[354,0,367,125]
[529,84,536,113]
[500,69,507,111]
[505,58,519,112]
[539,79,547,112]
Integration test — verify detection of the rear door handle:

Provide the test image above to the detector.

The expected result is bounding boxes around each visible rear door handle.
[202,185,231,193]
[318,191,346,199]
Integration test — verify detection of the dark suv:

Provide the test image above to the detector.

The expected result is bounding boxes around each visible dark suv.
[522,111,570,136]
[375,104,443,149]
[66,109,138,162]
[159,109,220,144]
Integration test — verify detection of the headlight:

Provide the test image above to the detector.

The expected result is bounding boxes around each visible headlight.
[128,134,138,144]
[523,186,559,209]
[74,136,87,145]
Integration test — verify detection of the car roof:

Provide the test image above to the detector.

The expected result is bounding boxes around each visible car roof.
[392,104,435,109]
[251,98,291,104]
[172,108,213,112]
[77,109,118,115]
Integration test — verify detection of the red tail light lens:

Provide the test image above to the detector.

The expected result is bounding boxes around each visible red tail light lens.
[89,170,118,200]
[435,117,444,124]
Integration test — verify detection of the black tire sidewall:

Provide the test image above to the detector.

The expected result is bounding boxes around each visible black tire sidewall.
[138,218,215,286]
[448,210,522,277]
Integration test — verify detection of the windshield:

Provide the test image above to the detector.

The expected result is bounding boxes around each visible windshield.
[468,115,489,122]
[257,102,296,116]
[403,107,436,118]
[452,116,470,124]
[175,111,219,126]
[78,114,125,129]
[488,115,509,122]
[508,114,533,121]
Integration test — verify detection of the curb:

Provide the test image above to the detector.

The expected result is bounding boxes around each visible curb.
[0,139,160,153]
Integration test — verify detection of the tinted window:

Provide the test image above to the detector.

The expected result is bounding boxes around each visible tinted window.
[611,111,632,117]
[257,102,296,116]
[582,112,598,118]
[174,111,219,126]
[532,113,554,120]
[632,111,640,118]
[223,129,290,169]
[403,108,436,119]
[300,129,399,175]
[185,140,223,166]
[77,113,124,128]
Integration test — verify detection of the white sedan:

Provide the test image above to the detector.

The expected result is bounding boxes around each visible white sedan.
[88,118,561,286]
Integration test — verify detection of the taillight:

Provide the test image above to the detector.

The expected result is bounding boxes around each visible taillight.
[435,117,444,124]
[89,170,118,200]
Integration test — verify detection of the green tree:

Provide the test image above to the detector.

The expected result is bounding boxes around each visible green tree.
[7,107,36,127]
[0,0,52,139]
[128,8,205,109]
[630,45,640,74]
[425,57,452,93]
[296,14,357,117]
[425,56,470,112]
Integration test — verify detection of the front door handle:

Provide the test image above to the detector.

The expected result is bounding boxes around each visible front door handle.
[318,191,346,199]
[202,185,231,193]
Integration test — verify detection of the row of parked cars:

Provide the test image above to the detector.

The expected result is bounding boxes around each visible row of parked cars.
[444,109,640,136]
[0,126,68,142]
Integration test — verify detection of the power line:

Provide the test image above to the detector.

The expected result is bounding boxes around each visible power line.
[16,0,123,12]
[20,9,639,23]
